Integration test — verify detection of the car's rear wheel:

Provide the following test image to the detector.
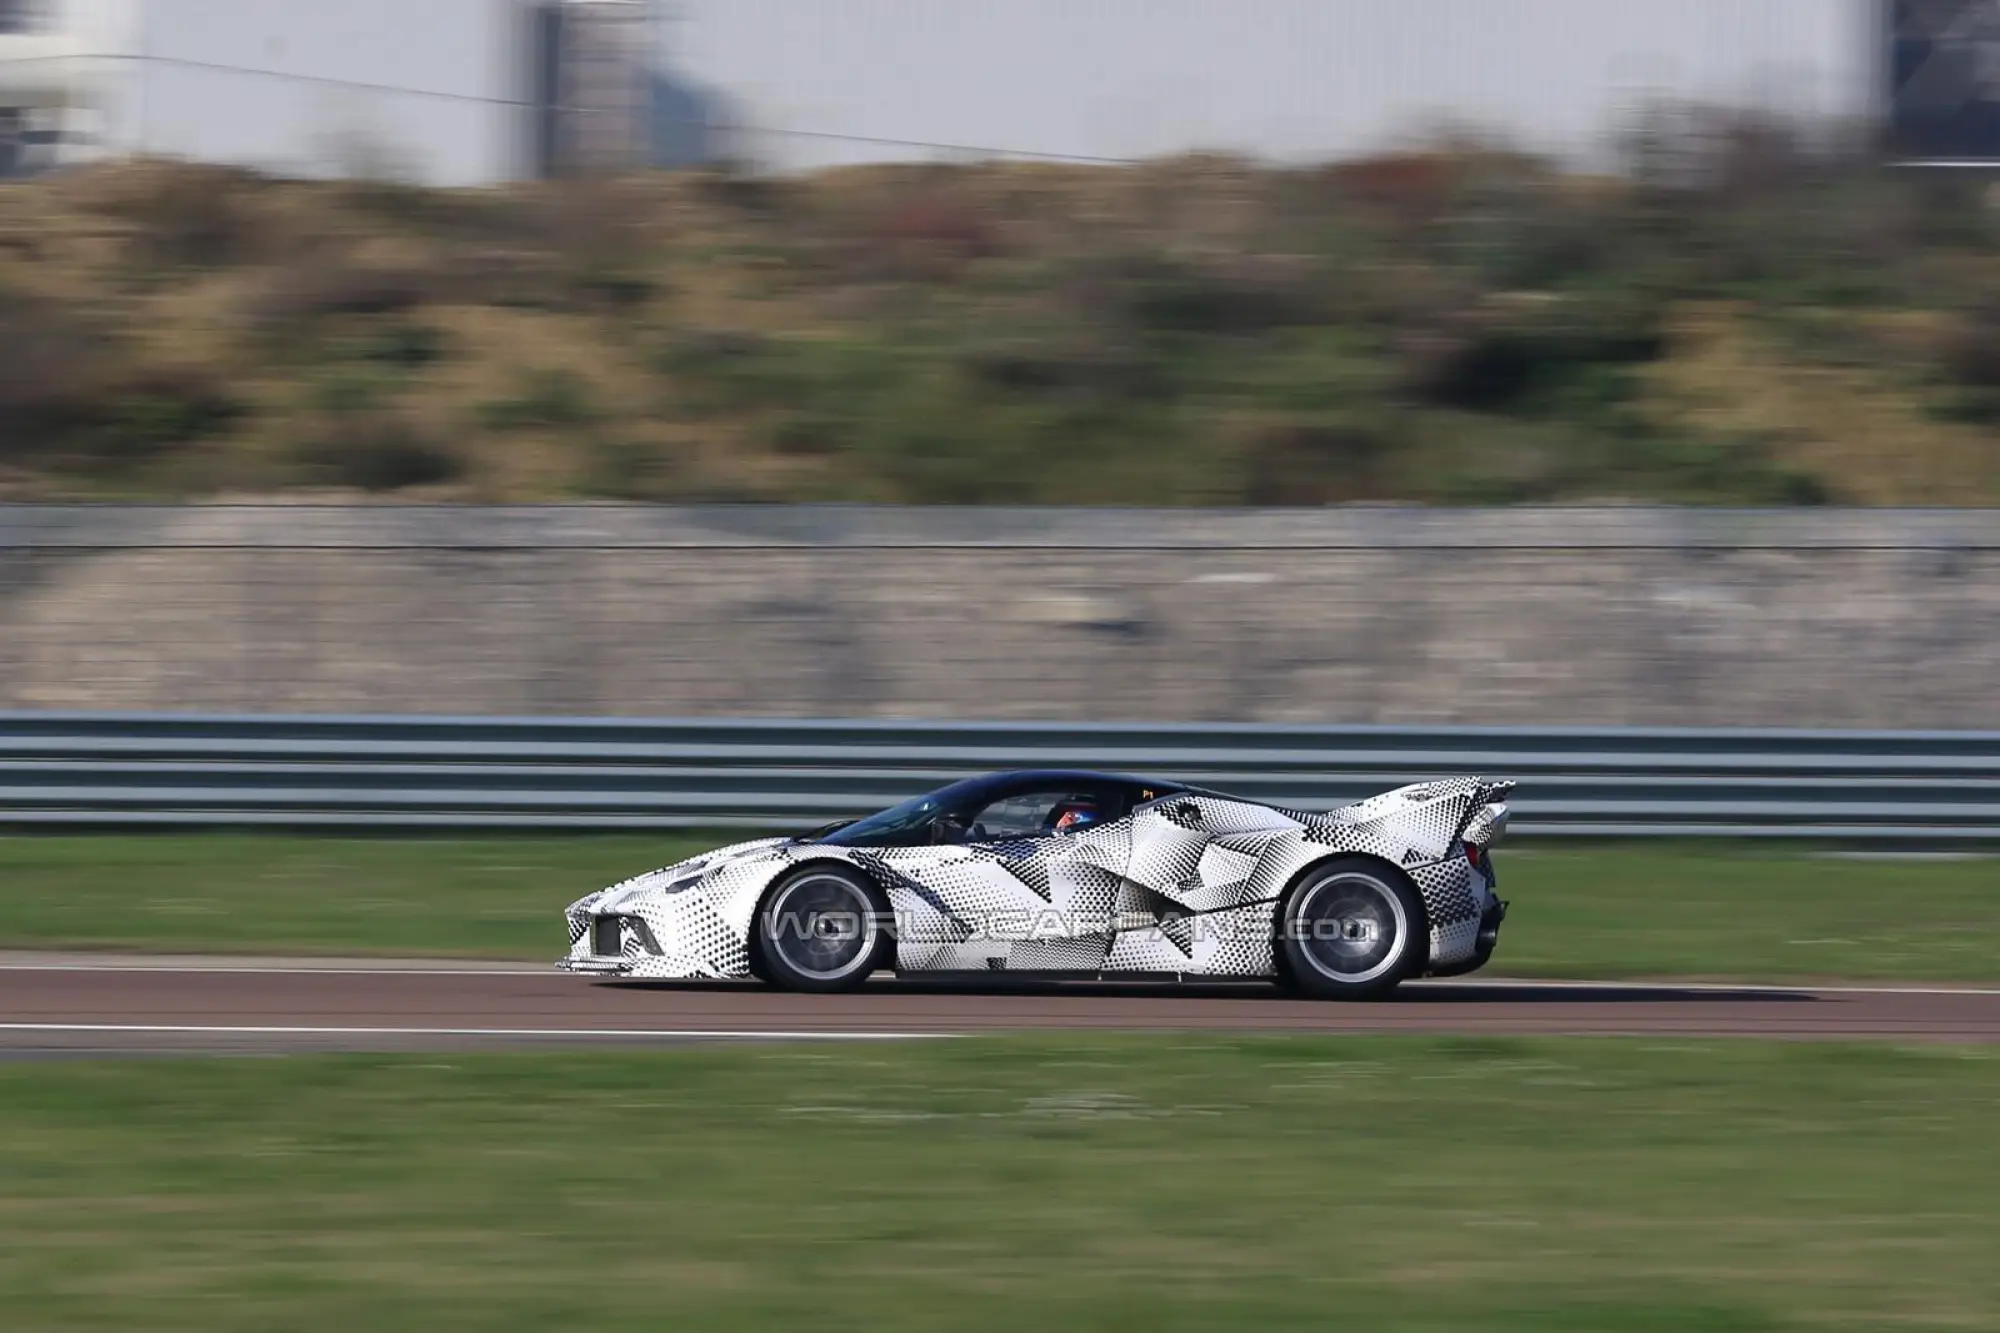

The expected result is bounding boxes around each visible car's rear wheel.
[1275,858,1425,1001]
[753,866,891,993]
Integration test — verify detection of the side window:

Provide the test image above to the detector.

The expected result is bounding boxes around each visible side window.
[968,790,1107,840]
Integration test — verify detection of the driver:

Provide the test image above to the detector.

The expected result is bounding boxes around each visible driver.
[1048,799,1100,833]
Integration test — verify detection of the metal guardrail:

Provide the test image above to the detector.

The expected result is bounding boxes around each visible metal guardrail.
[2,713,1997,841]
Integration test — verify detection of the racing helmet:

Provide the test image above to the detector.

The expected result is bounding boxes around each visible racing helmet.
[1050,799,1100,832]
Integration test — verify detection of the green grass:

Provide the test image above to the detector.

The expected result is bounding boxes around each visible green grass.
[0,833,711,959]
[0,1038,1995,1331]
[1492,845,1999,983]
[0,835,1993,981]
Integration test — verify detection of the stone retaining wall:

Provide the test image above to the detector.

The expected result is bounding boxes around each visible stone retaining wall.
[3,505,1995,727]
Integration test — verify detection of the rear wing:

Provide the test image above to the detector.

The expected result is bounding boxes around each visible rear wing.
[1457,779,1516,850]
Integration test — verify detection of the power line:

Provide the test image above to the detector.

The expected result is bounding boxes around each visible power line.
[704,120,1136,166]
[0,50,603,110]
[0,49,1140,166]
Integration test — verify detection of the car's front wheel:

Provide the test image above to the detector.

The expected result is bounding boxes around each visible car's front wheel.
[752,866,891,993]
[1275,858,1426,1000]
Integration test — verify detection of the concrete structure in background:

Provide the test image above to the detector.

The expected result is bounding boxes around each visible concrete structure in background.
[0,0,717,183]
[4,0,1884,182]
[3,507,1995,730]
[1889,0,2000,164]
[668,0,1880,171]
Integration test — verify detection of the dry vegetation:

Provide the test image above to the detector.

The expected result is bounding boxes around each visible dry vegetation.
[4,117,2000,504]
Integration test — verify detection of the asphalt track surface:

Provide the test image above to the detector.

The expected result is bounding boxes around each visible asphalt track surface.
[2,956,1998,1052]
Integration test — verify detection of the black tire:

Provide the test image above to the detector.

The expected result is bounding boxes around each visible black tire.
[1275,857,1427,1001]
[744,937,774,985]
[1270,937,1306,997]
[752,865,892,994]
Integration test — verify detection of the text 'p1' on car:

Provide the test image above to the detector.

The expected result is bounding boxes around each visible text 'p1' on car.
[561,771,1513,999]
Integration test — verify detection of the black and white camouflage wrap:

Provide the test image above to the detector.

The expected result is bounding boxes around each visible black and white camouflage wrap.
[562,779,1508,981]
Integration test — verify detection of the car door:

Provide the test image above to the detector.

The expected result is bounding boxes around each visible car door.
[894,780,1137,973]
[1104,791,1304,973]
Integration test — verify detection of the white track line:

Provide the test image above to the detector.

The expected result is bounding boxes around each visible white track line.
[0,962,554,977]
[0,959,1995,998]
[1419,979,2000,999]
[0,1023,946,1042]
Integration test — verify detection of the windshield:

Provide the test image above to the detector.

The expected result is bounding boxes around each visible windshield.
[818,777,988,848]
[813,772,1190,848]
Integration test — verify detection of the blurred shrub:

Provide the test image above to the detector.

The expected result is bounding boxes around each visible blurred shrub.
[1939,296,2000,389]
[434,247,571,311]
[1240,417,1398,505]
[359,322,449,371]
[867,188,999,281]
[6,122,2000,504]
[331,177,510,242]
[94,375,244,460]
[1122,256,1326,335]
[294,416,462,492]
[477,370,599,433]
[763,413,846,458]
[1399,291,1666,410]
[0,289,116,449]
[572,437,681,499]
[0,286,244,476]
[80,161,275,269]
[957,338,1162,401]
[1321,152,1460,223]
[1635,429,1835,506]
[308,366,400,417]
[251,260,432,331]
[528,179,665,312]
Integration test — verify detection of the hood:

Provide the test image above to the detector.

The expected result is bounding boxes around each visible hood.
[574,836,793,915]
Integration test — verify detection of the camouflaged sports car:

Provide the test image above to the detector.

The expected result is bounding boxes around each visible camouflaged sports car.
[561,770,1512,999]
